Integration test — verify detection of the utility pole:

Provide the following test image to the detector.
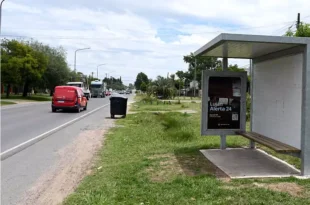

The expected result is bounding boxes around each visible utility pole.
[296,13,301,29]
[111,76,113,90]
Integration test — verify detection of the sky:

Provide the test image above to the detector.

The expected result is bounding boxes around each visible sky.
[1,0,310,85]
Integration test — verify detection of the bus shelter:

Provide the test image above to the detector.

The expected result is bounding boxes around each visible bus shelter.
[194,33,310,176]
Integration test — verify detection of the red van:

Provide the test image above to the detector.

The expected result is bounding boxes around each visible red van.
[52,86,88,113]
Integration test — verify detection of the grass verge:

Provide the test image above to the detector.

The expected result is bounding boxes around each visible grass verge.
[63,97,310,205]
[130,99,199,112]
[0,101,17,106]
[1,94,51,101]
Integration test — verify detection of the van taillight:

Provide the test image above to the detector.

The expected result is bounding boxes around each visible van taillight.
[75,91,79,105]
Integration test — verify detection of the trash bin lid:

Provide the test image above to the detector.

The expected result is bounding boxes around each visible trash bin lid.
[110,93,128,99]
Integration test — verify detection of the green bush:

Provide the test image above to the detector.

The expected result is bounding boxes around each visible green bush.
[158,113,194,142]
[160,116,180,130]
[181,104,189,109]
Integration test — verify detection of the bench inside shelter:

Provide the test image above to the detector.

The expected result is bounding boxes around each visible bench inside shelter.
[236,131,301,154]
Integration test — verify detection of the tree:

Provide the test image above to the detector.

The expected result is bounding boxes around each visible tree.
[20,43,48,97]
[103,76,125,90]
[128,83,135,90]
[285,22,310,37]
[0,39,46,97]
[150,75,176,99]
[1,39,24,97]
[182,53,221,88]
[140,82,147,92]
[29,41,71,95]
[134,72,149,90]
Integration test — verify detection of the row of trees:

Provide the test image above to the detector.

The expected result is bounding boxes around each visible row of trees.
[1,39,81,97]
[1,38,129,98]
[103,77,126,90]
[134,61,247,99]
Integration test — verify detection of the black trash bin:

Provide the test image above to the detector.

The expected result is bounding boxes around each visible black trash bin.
[110,94,128,118]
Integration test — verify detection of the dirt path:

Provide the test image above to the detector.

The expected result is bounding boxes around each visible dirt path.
[19,120,114,205]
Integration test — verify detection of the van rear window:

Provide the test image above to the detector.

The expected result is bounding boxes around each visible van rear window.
[54,88,76,97]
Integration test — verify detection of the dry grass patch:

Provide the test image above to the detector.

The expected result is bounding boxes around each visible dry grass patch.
[223,182,306,198]
[146,152,229,182]
[253,182,304,197]
[146,154,183,182]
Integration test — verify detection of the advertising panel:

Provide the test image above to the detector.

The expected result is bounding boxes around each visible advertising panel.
[201,71,247,135]
[208,77,241,129]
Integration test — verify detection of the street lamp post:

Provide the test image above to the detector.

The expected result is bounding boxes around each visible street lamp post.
[0,0,5,35]
[74,47,90,72]
[96,64,105,79]
[0,0,5,91]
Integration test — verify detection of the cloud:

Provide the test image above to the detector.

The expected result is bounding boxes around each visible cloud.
[1,0,310,84]
[4,2,42,14]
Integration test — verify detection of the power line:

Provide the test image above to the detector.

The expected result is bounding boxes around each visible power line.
[271,21,295,35]
[1,21,295,33]
[303,15,310,20]
[0,20,298,40]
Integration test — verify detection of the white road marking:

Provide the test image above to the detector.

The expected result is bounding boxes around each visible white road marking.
[0,103,110,160]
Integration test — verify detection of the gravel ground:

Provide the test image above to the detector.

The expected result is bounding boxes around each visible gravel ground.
[17,118,115,205]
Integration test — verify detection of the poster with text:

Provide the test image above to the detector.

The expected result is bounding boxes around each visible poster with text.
[208,77,241,129]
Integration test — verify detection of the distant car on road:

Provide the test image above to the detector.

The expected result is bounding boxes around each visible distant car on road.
[105,91,111,96]
[52,86,88,113]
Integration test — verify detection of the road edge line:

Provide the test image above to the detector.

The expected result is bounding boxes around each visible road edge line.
[0,103,110,161]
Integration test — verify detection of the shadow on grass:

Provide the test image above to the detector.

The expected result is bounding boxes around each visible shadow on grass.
[174,146,229,179]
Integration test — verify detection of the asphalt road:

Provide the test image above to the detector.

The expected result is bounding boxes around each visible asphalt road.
[1,96,133,205]
[1,97,110,152]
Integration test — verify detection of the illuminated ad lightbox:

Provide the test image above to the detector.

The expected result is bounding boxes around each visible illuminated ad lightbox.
[201,71,247,135]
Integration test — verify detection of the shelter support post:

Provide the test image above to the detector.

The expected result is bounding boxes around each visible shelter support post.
[301,45,310,176]
[220,57,228,150]
[220,135,226,149]
[249,59,255,149]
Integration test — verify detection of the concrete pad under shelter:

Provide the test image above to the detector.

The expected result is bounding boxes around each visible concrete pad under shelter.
[200,148,300,178]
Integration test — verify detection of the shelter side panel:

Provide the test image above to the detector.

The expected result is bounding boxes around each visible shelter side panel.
[252,54,303,149]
